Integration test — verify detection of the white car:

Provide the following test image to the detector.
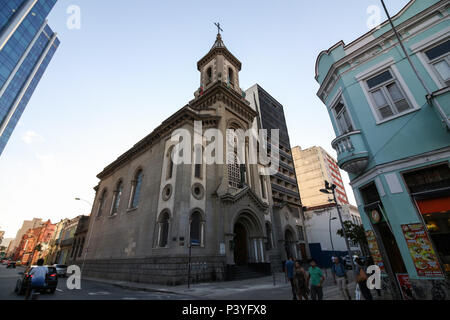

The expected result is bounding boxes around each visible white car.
[53,264,68,277]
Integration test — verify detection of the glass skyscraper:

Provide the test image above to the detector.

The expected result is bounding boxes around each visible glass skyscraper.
[0,0,59,156]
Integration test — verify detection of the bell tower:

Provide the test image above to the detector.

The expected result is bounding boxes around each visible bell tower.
[196,24,242,95]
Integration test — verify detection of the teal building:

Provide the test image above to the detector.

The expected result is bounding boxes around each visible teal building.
[315,0,449,299]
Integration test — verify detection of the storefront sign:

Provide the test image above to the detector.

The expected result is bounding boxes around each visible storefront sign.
[366,230,386,273]
[401,223,443,278]
[396,274,415,300]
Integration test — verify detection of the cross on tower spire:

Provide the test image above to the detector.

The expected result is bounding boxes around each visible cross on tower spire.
[214,22,223,35]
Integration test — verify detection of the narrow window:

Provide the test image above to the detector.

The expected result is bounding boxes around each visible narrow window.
[227,151,241,188]
[97,189,107,217]
[159,212,170,248]
[111,181,123,215]
[367,70,412,120]
[131,170,143,208]
[333,99,354,134]
[207,67,212,83]
[425,40,450,87]
[166,147,174,180]
[228,68,234,87]
[190,212,202,246]
[194,145,202,179]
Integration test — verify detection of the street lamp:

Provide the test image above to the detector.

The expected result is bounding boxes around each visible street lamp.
[75,197,94,274]
[320,181,357,273]
[329,215,337,257]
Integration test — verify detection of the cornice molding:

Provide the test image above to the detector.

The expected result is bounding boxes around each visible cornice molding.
[197,47,242,71]
[190,81,257,122]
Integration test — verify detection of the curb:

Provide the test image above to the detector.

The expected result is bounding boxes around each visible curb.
[83,277,190,296]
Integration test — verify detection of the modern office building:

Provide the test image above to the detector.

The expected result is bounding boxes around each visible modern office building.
[246,84,308,260]
[315,0,449,300]
[0,0,60,156]
[292,146,349,208]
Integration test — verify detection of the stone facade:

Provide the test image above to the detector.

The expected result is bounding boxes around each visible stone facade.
[82,33,307,285]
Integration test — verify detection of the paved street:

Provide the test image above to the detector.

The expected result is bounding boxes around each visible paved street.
[1,265,387,300]
[0,266,197,300]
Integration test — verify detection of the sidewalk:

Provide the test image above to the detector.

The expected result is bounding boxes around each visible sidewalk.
[84,269,390,300]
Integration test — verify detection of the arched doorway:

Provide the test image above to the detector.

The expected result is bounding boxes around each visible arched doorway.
[233,223,248,266]
[285,229,296,259]
[233,211,265,265]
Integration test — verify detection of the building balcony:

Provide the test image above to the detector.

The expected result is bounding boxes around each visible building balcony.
[331,131,369,176]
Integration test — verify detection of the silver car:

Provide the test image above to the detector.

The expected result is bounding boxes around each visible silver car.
[53,264,67,277]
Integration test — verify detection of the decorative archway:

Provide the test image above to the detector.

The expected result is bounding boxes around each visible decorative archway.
[232,211,265,265]
[284,228,297,260]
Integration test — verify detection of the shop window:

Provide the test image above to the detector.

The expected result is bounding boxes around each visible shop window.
[403,164,450,273]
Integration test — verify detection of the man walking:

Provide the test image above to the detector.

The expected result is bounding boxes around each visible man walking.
[285,257,297,300]
[308,259,325,300]
[331,257,351,300]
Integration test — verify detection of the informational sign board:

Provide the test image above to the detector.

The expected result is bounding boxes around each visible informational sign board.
[219,243,226,255]
[401,223,443,278]
[366,230,386,273]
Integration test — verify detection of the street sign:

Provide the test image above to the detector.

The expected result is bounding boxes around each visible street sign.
[190,239,200,247]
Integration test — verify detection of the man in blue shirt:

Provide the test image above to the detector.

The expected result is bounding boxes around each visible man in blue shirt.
[331,257,351,300]
[285,257,297,300]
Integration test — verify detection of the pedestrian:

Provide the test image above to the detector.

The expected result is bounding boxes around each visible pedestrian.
[294,261,309,300]
[355,257,373,300]
[25,258,48,300]
[285,257,297,300]
[308,259,325,300]
[331,257,351,300]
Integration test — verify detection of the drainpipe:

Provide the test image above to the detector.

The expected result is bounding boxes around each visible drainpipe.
[381,0,450,130]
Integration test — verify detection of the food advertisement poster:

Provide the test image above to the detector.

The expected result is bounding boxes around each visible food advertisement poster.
[366,230,386,273]
[401,223,443,278]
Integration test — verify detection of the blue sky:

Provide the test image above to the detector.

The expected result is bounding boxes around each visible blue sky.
[0,0,410,237]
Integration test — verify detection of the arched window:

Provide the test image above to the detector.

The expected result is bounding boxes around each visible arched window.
[227,151,241,188]
[190,211,203,247]
[166,146,174,180]
[97,189,107,217]
[130,169,143,209]
[111,180,123,215]
[158,212,170,248]
[228,68,234,87]
[207,67,212,83]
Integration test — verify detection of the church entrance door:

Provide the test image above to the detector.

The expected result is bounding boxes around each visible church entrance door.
[234,222,248,266]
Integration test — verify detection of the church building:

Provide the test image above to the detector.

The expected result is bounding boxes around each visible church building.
[83,30,308,285]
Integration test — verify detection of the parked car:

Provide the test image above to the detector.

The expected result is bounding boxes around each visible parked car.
[53,264,68,277]
[6,261,16,269]
[14,266,58,295]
